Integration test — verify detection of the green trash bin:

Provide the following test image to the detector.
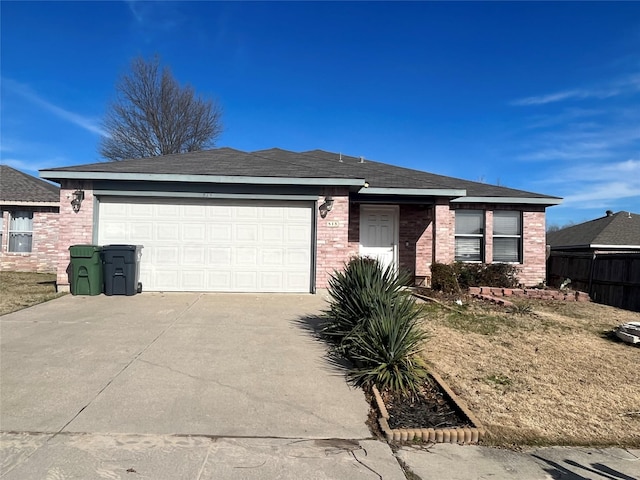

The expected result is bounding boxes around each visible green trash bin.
[69,245,103,295]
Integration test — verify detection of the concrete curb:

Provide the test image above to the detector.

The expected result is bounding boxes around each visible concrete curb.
[372,372,485,444]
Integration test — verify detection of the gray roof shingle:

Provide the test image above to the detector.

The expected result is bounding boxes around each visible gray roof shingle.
[41,147,559,200]
[1,165,60,203]
[547,211,640,248]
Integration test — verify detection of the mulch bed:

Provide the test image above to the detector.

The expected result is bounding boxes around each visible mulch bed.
[382,380,472,430]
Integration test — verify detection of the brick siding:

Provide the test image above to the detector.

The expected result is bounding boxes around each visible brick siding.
[315,188,359,288]
[445,204,547,287]
[56,182,95,290]
[398,204,432,279]
[0,207,59,273]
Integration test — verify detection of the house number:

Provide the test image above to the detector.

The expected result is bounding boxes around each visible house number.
[326,221,340,227]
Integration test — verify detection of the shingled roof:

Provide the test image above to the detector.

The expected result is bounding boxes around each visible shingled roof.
[547,211,640,249]
[40,147,560,202]
[0,165,59,204]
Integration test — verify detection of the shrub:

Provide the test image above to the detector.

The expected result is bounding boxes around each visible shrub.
[346,299,429,397]
[431,262,520,292]
[322,256,429,396]
[479,263,519,288]
[430,262,460,293]
[322,256,410,351]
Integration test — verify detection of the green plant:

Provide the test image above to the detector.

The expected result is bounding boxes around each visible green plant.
[485,373,512,387]
[322,256,410,351]
[430,262,460,293]
[346,299,429,397]
[432,262,520,291]
[509,303,533,316]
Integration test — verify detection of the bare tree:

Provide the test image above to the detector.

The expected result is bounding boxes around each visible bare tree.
[100,56,223,161]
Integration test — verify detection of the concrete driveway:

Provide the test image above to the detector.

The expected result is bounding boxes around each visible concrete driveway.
[0,293,370,439]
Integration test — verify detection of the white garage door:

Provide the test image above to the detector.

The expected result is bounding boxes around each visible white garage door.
[97,197,313,293]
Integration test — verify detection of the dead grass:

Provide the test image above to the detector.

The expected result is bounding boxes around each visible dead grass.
[0,271,65,316]
[417,294,640,447]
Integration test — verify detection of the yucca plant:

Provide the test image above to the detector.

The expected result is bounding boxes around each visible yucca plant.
[346,298,429,397]
[322,256,410,352]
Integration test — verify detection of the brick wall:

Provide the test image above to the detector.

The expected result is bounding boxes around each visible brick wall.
[398,205,432,279]
[0,207,59,273]
[56,182,95,290]
[315,188,359,289]
[520,210,546,286]
[433,201,455,263]
[446,204,547,287]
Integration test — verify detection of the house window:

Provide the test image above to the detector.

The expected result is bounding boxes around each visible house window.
[493,211,522,263]
[455,210,484,262]
[9,211,33,253]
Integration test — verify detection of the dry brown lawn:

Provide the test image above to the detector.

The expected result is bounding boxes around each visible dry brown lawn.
[0,271,65,316]
[418,295,640,447]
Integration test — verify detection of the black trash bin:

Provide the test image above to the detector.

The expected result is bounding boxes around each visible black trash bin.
[102,245,143,296]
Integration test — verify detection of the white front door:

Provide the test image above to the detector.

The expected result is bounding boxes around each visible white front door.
[359,205,398,272]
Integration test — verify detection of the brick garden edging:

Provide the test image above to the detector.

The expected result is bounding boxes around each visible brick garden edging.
[372,371,486,444]
[468,286,590,308]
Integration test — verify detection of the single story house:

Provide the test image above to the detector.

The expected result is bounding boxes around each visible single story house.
[40,148,561,293]
[546,211,640,310]
[0,165,60,273]
[547,210,640,253]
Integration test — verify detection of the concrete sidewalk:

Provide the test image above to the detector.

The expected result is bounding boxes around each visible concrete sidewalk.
[398,443,640,480]
[1,432,405,480]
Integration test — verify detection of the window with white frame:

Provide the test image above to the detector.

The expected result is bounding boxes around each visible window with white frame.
[493,211,522,263]
[9,211,34,253]
[455,210,484,262]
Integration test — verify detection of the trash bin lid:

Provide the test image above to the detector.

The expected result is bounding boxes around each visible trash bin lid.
[69,245,102,257]
[103,244,143,250]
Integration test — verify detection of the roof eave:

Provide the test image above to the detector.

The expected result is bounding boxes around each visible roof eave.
[452,196,562,205]
[39,171,366,187]
[0,200,59,207]
[358,187,466,196]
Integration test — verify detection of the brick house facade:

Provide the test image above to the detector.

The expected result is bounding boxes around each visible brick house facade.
[42,148,560,292]
[0,166,60,273]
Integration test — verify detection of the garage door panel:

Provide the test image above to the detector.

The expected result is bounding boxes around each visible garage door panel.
[183,224,206,241]
[132,223,153,240]
[262,225,284,242]
[236,224,258,242]
[156,224,179,241]
[209,247,231,266]
[183,248,205,265]
[262,249,283,266]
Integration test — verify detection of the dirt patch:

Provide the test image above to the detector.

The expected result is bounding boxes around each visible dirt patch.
[417,291,640,447]
[0,271,65,316]
[383,382,472,430]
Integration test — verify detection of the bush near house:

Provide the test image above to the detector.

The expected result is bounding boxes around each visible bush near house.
[322,257,429,397]
[431,262,519,293]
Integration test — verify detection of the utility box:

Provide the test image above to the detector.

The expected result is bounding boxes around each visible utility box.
[69,245,103,295]
[102,245,143,296]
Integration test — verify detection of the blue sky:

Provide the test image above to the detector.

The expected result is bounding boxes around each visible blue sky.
[2,1,639,227]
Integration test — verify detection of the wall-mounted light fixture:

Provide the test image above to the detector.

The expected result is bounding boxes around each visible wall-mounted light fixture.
[319,195,334,218]
[71,189,84,213]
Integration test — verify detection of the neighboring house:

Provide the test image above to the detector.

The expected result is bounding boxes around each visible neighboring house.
[0,165,60,273]
[40,148,561,293]
[546,211,640,312]
[546,210,640,253]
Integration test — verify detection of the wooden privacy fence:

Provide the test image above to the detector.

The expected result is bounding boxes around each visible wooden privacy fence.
[547,251,640,312]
